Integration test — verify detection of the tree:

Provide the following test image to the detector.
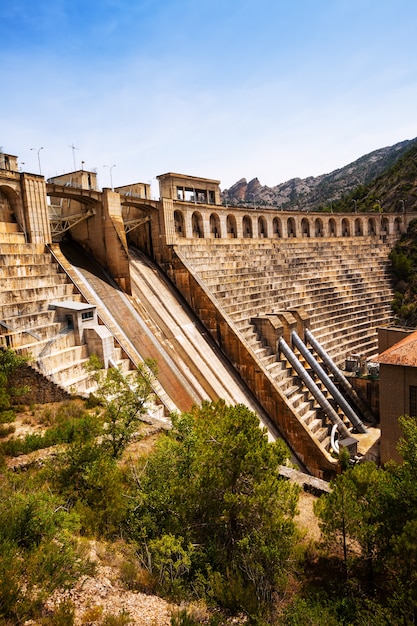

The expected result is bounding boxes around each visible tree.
[314,418,417,622]
[133,400,299,612]
[314,462,390,584]
[0,347,28,424]
[87,356,158,458]
[378,416,417,620]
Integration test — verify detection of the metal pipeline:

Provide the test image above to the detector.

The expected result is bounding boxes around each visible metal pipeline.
[305,328,375,424]
[291,331,367,434]
[278,337,351,440]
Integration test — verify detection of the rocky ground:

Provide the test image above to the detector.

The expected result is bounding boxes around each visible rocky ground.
[42,551,176,625]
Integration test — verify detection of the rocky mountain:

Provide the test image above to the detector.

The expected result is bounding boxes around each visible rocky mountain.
[222,138,417,211]
[329,140,417,214]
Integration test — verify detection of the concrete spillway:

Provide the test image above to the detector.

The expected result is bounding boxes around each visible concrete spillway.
[53,242,275,434]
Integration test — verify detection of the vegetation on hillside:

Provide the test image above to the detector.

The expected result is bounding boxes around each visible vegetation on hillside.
[2,348,417,624]
[320,142,417,214]
[130,401,298,615]
[389,218,417,326]
[0,348,28,430]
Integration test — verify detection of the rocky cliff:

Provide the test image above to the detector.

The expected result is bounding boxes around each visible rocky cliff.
[222,138,417,211]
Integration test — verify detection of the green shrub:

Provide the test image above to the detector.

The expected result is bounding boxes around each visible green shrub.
[102,610,132,625]
[0,410,16,425]
[40,600,75,626]
[0,412,101,457]
[171,609,201,626]
[119,558,156,593]
[0,424,15,438]
[0,477,90,621]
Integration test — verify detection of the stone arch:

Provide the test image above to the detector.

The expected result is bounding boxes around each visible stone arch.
[174,210,185,237]
[329,217,337,237]
[367,217,376,236]
[287,217,296,238]
[209,212,221,238]
[0,185,18,223]
[258,215,268,238]
[354,217,363,236]
[243,215,253,238]
[301,217,310,237]
[191,211,204,238]
[226,214,237,238]
[394,217,402,234]
[381,216,389,234]
[273,217,282,238]
[342,218,350,237]
[314,218,324,237]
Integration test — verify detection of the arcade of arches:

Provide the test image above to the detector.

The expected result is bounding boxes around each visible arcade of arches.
[172,207,404,241]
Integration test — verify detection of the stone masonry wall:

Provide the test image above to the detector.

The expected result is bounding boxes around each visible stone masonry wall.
[9,363,73,405]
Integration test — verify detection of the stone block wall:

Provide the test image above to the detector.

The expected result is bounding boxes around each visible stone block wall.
[9,363,73,405]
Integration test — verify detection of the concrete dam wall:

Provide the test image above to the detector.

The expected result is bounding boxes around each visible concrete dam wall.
[0,158,410,477]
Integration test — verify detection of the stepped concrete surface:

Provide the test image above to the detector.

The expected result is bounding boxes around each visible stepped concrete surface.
[158,236,394,476]
[52,243,273,432]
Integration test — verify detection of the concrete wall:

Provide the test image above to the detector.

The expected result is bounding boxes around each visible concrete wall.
[379,363,417,464]
[163,245,337,479]
[0,169,50,244]
[21,174,51,244]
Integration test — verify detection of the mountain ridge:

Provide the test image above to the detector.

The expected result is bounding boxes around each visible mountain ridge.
[222,138,417,211]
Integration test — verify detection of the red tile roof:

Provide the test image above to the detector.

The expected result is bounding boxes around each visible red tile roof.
[377,330,417,366]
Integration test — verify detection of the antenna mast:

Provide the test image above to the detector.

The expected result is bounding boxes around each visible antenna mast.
[68,143,79,171]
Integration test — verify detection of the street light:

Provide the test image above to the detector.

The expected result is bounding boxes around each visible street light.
[30,146,44,175]
[103,164,116,190]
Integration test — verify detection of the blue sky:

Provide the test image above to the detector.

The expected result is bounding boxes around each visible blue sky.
[1,0,417,193]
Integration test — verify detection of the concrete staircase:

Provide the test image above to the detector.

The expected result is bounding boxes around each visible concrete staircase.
[175,237,395,364]
[0,222,110,395]
[168,237,391,473]
[244,320,378,458]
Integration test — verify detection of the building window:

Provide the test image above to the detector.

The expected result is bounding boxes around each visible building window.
[81,311,94,321]
[410,385,417,417]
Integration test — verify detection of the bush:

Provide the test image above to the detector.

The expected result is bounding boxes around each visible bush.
[171,610,201,626]
[0,476,90,621]
[102,610,132,626]
[119,558,157,593]
[0,412,101,457]
[0,424,15,438]
[133,401,299,615]
[40,600,75,626]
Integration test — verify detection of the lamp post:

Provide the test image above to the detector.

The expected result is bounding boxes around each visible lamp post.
[103,164,116,190]
[30,146,44,175]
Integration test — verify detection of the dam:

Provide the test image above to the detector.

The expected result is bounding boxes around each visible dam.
[0,153,412,478]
